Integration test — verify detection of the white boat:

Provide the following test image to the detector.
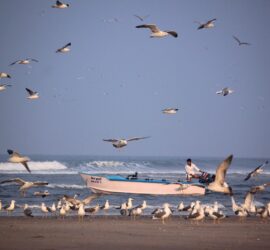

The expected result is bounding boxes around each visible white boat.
[80,173,206,196]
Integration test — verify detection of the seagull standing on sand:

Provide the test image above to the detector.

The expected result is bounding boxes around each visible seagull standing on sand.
[244,161,268,181]
[136,24,178,38]
[78,203,85,221]
[216,87,234,96]
[9,58,38,66]
[103,137,150,148]
[207,155,233,194]
[129,207,143,220]
[0,72,11,78]
[52,0,70,8]
[0,178,48,196]
[233,36,251,46]
[7,149,31,173]
[207,207,226,222]
[187,206,205,222]
[4,200,16,214]
[177,201,185,212]
[41,203,51,217]
[24,204,34,217]
[85,204,100,215]
[0,84,12,92]
[59,205,67,219]
[162,108,179,114]
[152,203,172,224]
[100,200,110,212]
[126,198,134,209]
[25,88,39,100]
[56,42,71,53]
[118,202,128,216]
[197,19,216,30]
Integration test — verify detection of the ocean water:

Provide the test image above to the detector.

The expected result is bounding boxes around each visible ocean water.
[0,155,269,217]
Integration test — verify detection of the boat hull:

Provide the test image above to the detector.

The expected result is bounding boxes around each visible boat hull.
[80,173,205,196]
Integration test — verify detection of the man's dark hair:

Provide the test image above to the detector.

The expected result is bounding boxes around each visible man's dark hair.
[186,158,191,162]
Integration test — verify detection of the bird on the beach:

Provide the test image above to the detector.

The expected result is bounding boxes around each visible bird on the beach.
[136,24,178,38]
[23,204,34,217]
[136,200,147,210]
[126,198,134,209]
[117,202,128,216]
[162,108,179,114]
[0,72,11,78]
[41,203,51,217]
[9,58,38,66]
[103,137,150,148]
[152,203,172,224]
[250,183,270,193]
[100,200,110,212]
[85,204,100,215]
[182,201,195,212]
[197,18,216,30]
[0,178,48,196]
[257,202,270,219]
[190,200,201,215]
[78,203,86,221]
[0,200,2,211]
[56,42,71,53]
[62,193,100,209]
[59,205,66,219]
[207,207,226,222]
[177,201,185,211]
[34,190,50,198]
[216,87,234,96]
[7,149,31,173]
[230,193,249,218]
[52,0,70,8]
[25,88,39,100]
[207,155,233,194]
[50,203,56,214]
[0,84,12,92]
[244,161,268,181]
[233,36,251,46]
[129,206,143,220]
[4,200,16,214]
[134,14,150,22]
[186,206,205,222]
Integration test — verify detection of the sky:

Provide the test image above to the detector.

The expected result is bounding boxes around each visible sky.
[0,0,269,158]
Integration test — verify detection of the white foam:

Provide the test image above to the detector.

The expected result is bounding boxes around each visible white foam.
[0,161,68,173]
[48,183,86,190]
[86,161,128,167]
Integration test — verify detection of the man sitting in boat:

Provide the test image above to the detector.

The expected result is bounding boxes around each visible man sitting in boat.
[185,159,203,181]
[127,172,138,180]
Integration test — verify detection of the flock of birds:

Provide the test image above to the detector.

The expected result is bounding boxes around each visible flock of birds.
[1,1,268,224]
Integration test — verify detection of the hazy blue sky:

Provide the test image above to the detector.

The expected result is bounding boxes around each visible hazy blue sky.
[0,0,269,157]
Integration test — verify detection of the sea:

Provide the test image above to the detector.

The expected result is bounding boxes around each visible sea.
[0,155,269,217]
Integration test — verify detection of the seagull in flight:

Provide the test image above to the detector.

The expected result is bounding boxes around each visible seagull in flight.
[26,88,39,99]
[103,136,150,148]
[52,0,70,9]
[162,108,179,114]
[0,84,12,92]
[7,149,31,173]
[56,42,71,53]
[207,155,233,194]
[233,36,251,46]
[0,72,11,79]
[9,58,38,66]
[216,87,234,96]
[134,14,150,22]
[136,24,178,38]
[0,178,48,196]
[197,18,216,30]
[244,161,268,181]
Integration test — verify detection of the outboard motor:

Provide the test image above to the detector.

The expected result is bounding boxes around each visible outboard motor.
[198,171,215,184]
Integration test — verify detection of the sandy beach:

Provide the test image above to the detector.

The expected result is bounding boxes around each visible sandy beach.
[0,216,269,250]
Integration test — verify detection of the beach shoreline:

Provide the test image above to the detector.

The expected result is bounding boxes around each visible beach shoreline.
[0,216,269,250]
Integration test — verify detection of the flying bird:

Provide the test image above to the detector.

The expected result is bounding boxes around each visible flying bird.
[207,155,233,194]
[0,72,11,78]
[25,88,39,99]
[9,58,38,66]
[56,42,71,53]
[233,36,251,46]
[197,19,216,30]
[136,24,178,38]
[0,84,12,92]
[103,137,150,148]
[0,178,48,196]
[244,161,268,181]
[134,14,150,22]
[52,0,70,8]
[7,149,31,173]
[216,87,234,96]
[162,108,179,114]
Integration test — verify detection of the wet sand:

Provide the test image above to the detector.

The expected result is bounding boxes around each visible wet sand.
[0,216,269,250]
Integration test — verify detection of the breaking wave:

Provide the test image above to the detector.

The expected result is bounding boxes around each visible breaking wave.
[0,161,69,174]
